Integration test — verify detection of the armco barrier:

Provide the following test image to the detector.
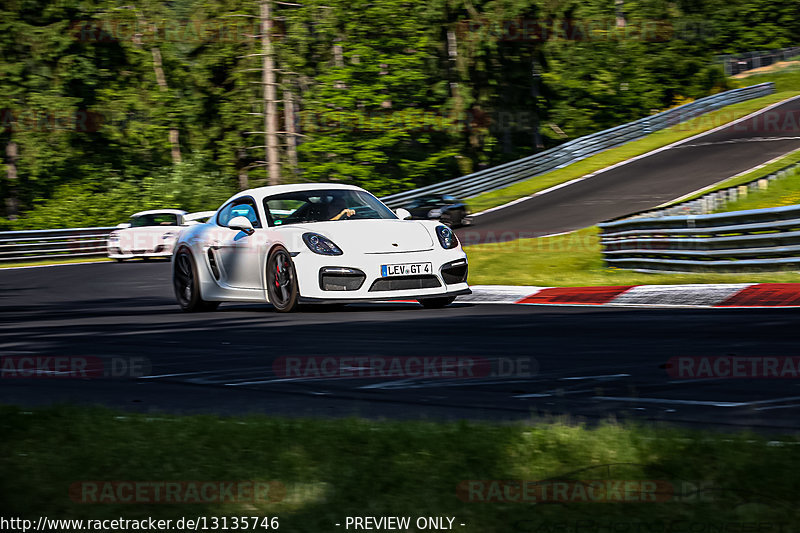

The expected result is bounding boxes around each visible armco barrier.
[0,227,114,263]
[598,205,800,272]
[380,83,775,207]
[717,47,800,76]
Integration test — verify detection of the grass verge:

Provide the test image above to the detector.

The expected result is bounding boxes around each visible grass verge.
[466,66,800,215]
[466,227,800,286]
[1,405,798,529]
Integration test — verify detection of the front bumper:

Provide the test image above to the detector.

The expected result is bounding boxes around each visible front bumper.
[107,242,176,259]
[292,247,469,301]
[299,287,472,304]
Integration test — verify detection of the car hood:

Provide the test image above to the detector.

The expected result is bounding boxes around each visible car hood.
[286,219,435,253]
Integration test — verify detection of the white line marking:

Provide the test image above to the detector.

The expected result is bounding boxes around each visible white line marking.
[534,231,572,239]
[593,396,745,407]
[359,377,537,390]
[754,403,800,412]
[139,370,232,379]
[471,176,591,217]
[226,378,321,386]
[469,94,800,217]
[0,260,109,271]
[742,396,800,406]
[560,373,631,381]
[676,136,800,148]
[595,395,800,408]
[358,379,419,390]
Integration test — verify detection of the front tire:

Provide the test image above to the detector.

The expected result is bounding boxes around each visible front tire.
[418,296,456,309]
[267,246,299,312]
[173,247,219,312]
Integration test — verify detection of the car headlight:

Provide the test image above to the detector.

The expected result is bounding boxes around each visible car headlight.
[108,232,120,242]
[302,232,343,256]
[435,225,458,249]
[161,232,177,240]
[427,208,442,218]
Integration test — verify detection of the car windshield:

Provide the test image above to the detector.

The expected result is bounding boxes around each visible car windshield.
[130,213,179,227]
[264,189,396,226]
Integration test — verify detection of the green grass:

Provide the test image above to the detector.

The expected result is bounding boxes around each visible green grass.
[713,167,800,213]
[466,227,800,286]
[2,405,798,530]
[467,67,800,214]
[0,257,112,269]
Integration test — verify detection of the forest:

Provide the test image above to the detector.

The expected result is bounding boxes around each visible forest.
[1,0,798,228]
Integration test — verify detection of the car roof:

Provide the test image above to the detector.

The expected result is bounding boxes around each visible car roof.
[131,209,187,217]
[231,183,366,203]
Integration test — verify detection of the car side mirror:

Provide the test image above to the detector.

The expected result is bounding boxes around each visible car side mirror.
[395,208,412,220]
[228,216,255,236]
[116,223,131,229]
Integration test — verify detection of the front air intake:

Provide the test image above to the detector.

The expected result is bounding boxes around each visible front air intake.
[441,259,468,284]
[368,275,441,292]
[319,267,366,291]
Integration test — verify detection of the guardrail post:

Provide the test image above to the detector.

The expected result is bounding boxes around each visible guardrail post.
[737,185,748,199]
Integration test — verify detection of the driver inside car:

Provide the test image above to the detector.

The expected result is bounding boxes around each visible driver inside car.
[328,196,355,221]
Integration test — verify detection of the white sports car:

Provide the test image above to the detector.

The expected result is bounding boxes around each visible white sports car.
[107,209,213,261]
[171,184,470,312]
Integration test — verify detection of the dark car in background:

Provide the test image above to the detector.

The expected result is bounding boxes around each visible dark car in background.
[403,194,471,227]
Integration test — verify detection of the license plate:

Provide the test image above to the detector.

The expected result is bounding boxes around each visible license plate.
[381,262,432,277]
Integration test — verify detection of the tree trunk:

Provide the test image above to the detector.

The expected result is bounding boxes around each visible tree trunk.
[151,47,182,164]
[615,0,627,27]
[4,140,19,220]
[283,85,299,177]
[261,0,281,186]
[237,149,249,190]
[446,28,459,100]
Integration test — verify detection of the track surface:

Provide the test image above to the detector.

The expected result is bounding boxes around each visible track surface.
[2,262,799,431]
[460,96,800,240]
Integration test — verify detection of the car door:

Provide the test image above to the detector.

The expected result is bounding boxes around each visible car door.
[214,197,264,290]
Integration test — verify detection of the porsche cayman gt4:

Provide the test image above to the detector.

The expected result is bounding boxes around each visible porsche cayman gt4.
[172,184,470,312]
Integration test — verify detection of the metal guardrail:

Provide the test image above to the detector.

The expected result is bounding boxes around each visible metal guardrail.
[716,47,800,76]
[598,205,800,272]
[0,227,114,263]
[380,83,775,208]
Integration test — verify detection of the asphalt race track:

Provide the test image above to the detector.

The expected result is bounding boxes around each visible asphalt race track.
[2,262,799,431]
[460,96,800,240]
